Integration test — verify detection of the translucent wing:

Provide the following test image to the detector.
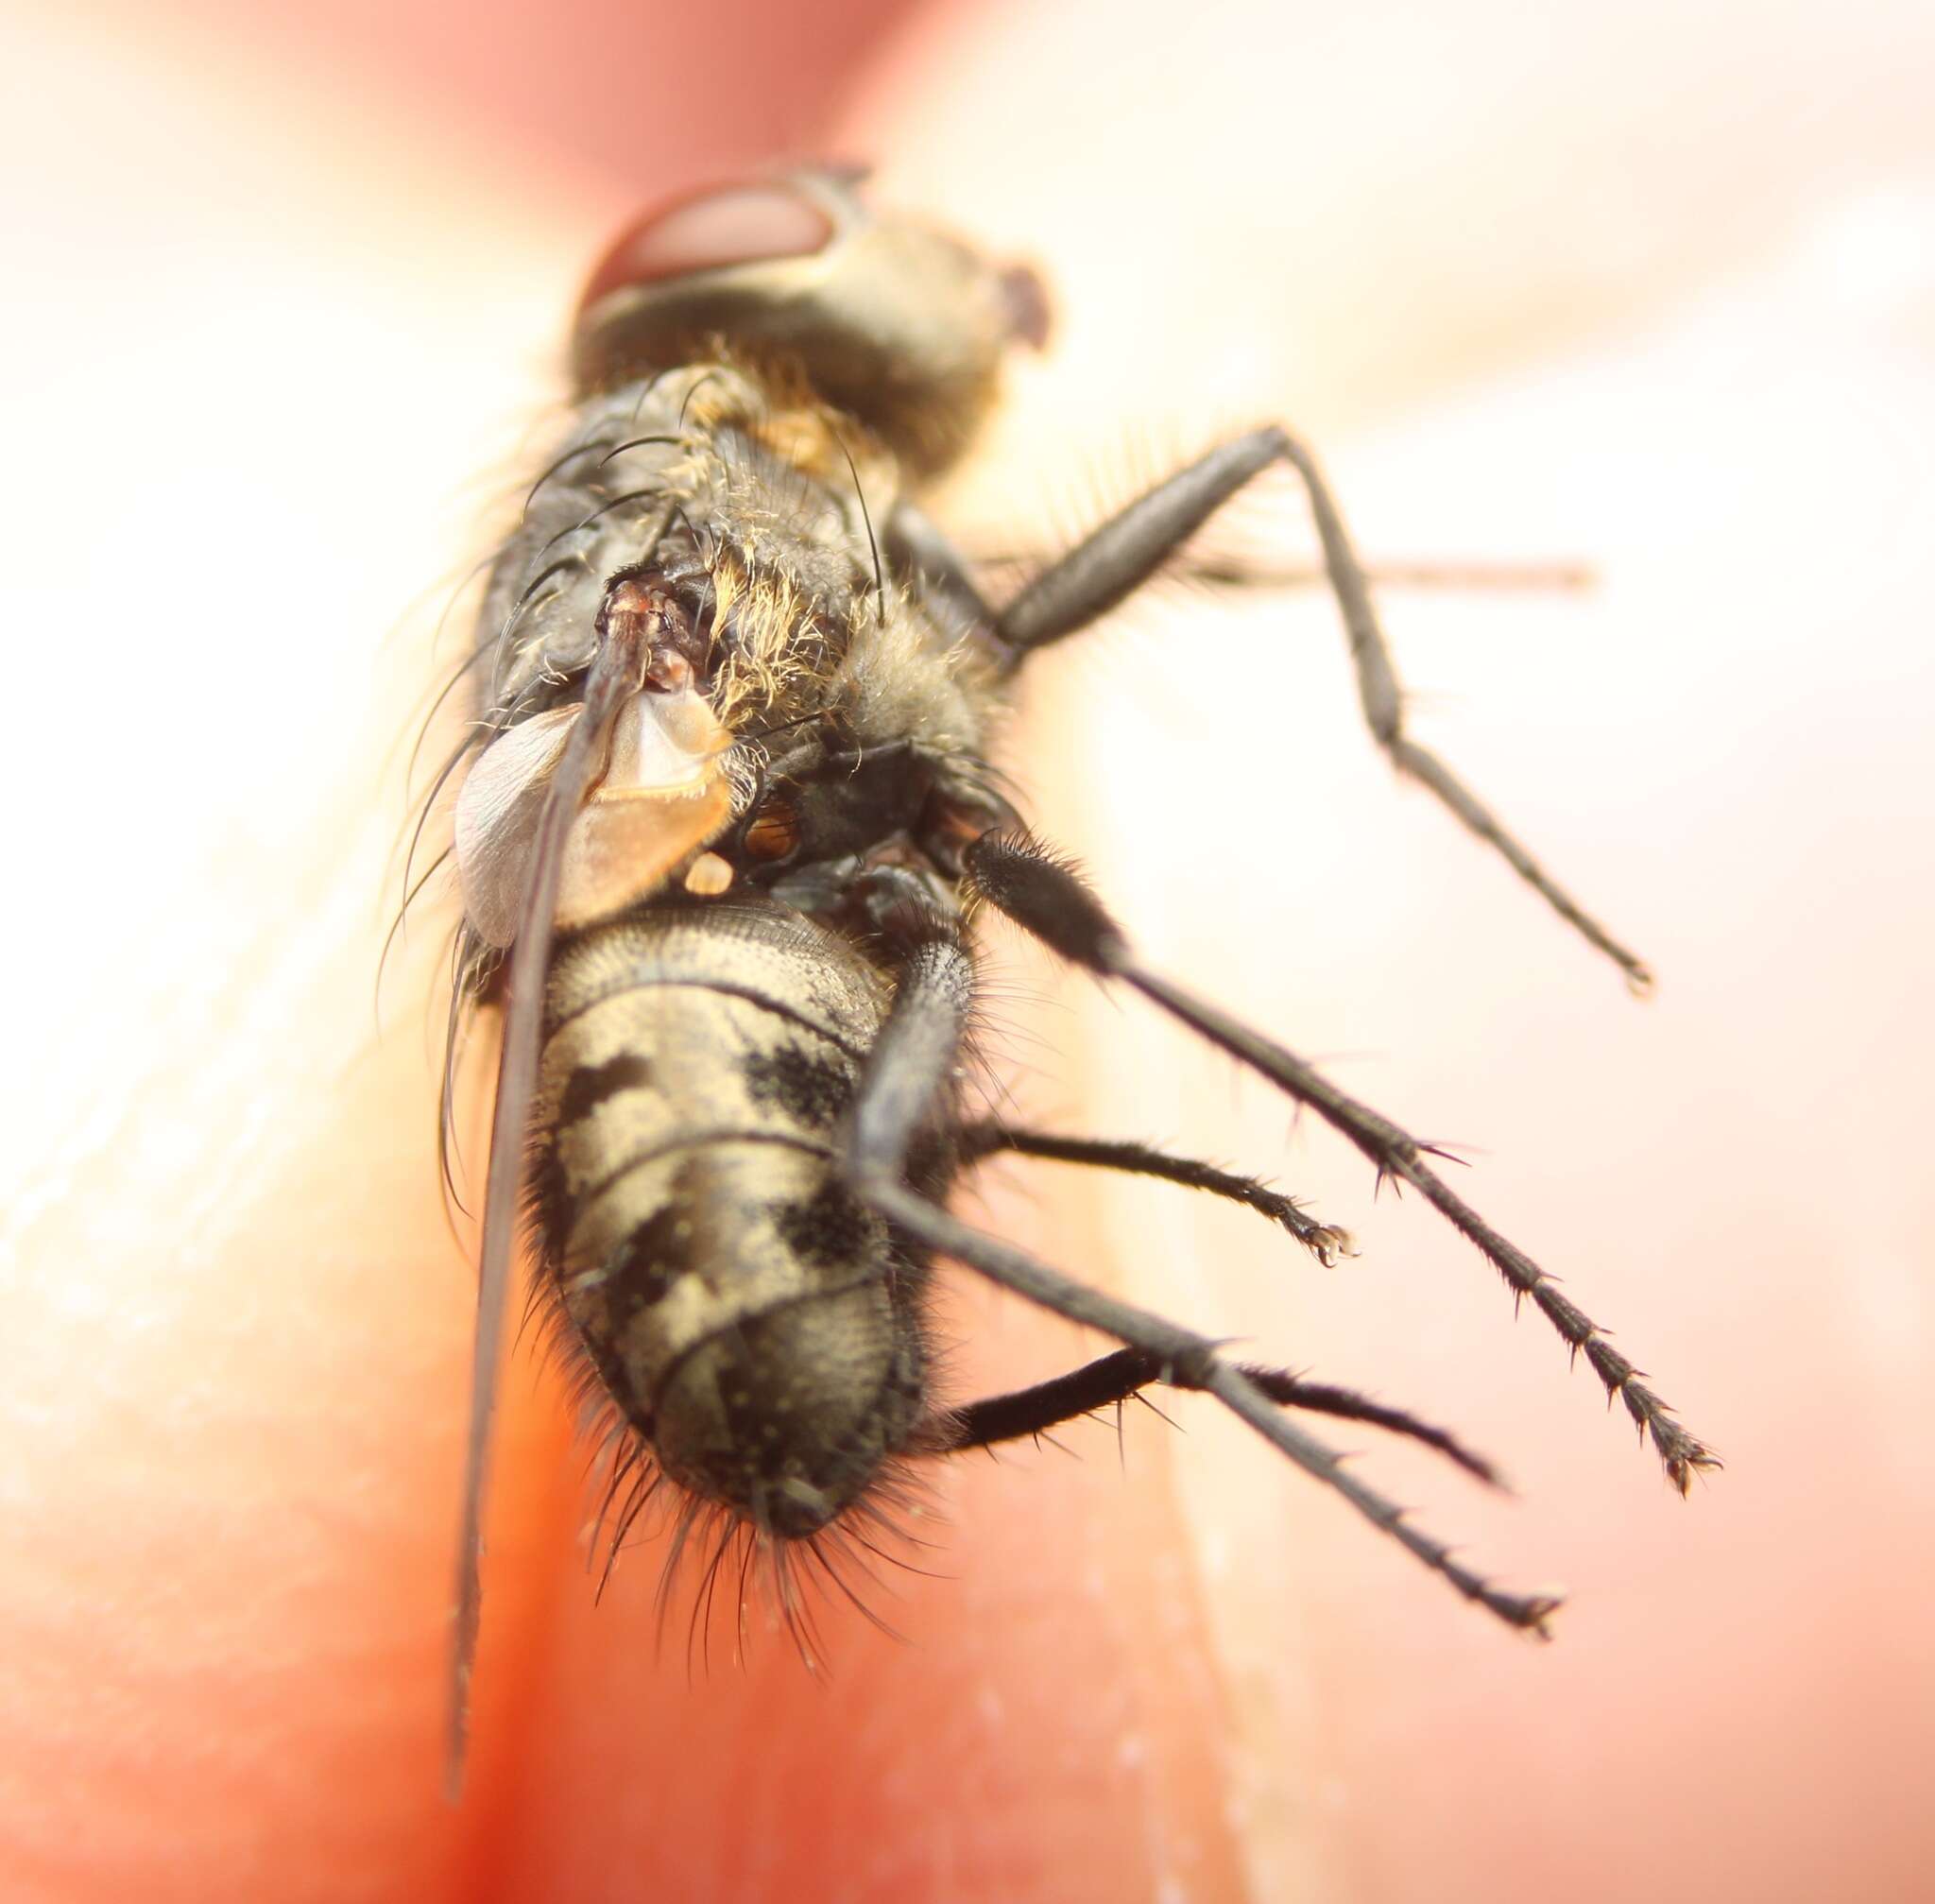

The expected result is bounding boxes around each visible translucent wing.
[448,655,731,1792]
[454,707,578,949]
[556,686,734,931]
[454,688,733,949]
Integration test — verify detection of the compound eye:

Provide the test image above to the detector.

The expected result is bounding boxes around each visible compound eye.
[576,181,837,322]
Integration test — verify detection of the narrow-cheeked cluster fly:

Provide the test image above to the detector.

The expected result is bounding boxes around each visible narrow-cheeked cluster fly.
[420,167,1718,1780]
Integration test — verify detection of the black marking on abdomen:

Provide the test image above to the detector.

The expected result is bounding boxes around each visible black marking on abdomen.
[771,1180,876,1267]
[743,1045,854,1127]
[606,1197,696,1310]
[560,1051,656,1125]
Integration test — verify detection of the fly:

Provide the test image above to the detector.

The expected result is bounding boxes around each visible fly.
[420,167,1718,1786]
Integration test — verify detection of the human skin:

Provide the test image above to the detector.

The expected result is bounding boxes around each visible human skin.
[4,1,1933,1900]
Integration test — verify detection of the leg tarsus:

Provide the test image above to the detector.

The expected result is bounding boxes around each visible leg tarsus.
[958,1123,1356,1266]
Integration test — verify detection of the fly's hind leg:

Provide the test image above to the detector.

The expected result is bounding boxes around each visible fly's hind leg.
[837,871,1557,1635]
[962,829,1719,1494]
[992,425,1651,991]
[932,1346,1505,1487]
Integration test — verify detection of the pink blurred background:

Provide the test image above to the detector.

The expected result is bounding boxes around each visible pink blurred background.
[2,0,1931,1899]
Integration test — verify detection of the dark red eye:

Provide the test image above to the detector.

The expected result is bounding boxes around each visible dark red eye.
[576,181,837,323]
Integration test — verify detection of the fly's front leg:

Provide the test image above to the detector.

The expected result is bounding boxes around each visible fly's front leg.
[958,1124,1356,1266]
[1161,554,1594,593]
[963,829,1719,1494]
[838,872,1557,1635]
[884,501,1003,659]
[994,426,1651,991]
[973,549,1592,595]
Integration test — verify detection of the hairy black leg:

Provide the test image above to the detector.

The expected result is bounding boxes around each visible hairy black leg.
[977,548,1592,595]
[993,426,1649,990]
[933,1346,1503,1486]
[839,898,1558,1635]
[965,830,1720,1494]
[957,1123,1355,1266]
[1166,554,1593,592]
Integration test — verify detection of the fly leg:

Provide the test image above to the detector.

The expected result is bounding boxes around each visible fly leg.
[961,829,1718,1493]
[975,549,1592,595]
[886,501,995,619]
[958,1124,1356,1266]
[993,425,1651,991]
[884,501,1007,667]
[838,872,1557,1635]
[1156,554,1593,593]
[931,1346,1504,1487]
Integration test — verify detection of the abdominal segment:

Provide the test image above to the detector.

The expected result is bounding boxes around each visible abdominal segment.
[527,900,929,1532]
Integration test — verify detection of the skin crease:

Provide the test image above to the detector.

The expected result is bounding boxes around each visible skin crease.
[3,2,1934,1901]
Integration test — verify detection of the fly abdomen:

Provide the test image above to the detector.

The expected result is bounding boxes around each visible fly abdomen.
[531,898,931,1537]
